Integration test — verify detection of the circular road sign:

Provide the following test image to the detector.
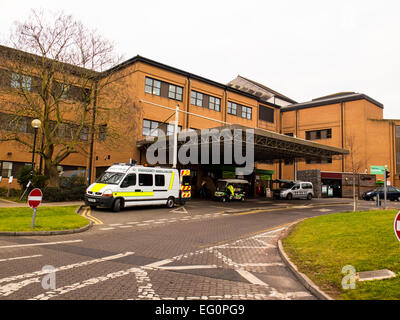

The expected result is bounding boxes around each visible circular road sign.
[28,188,42,209]
[394,211,400,242]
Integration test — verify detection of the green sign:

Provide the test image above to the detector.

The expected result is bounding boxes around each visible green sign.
[370,166,385,175]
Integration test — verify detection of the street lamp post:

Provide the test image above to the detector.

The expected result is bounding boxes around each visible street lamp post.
[31,119,41,176]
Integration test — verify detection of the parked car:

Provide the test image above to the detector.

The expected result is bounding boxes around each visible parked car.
[362,186,400,201]
[274,181,314,200]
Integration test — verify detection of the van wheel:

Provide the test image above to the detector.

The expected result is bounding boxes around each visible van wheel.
[307,193,312,200]
[286,193,293,200]
[166,197,175,208]
[112,198,122,212]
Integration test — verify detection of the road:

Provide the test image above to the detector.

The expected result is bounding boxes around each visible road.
[0,198,396,300]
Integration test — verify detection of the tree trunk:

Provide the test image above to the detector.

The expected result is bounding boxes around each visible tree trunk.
[45,159,60,188]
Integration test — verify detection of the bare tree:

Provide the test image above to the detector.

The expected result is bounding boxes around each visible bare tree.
[345,132,366,211]
[0,10,138,186]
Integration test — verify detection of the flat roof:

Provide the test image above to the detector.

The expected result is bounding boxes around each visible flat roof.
[137,124,348,164]
[282,93,383,111]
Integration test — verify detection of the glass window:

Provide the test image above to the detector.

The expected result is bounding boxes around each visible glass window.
[143,119,160,137]
[11,73,32,91]
[155,174,165,187]
[209,96,221,111]
[1,162,12,178]
[168,84,183,101]
[99,125,107,141]
[144,77,161,96]
[139,174,153,186]
[80,126,89,141]
[121,174,136,187]
[167,124,182,136]
[191,91,203,107]
[96,172,125,185]
[227,102,237,115]
[241,106,252,120]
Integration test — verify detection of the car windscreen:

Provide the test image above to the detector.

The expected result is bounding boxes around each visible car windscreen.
[96,172,125,185]
[216,181,226,191]
[281,182,294,189]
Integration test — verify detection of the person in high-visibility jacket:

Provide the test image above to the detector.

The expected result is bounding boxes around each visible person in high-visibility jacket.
[227,184,235,200]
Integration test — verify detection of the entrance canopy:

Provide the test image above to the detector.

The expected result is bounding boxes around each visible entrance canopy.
[136,124,348,164]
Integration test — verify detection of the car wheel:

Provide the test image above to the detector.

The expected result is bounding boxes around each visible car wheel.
[286,193,293,200]
[112,198,122,212]
[241,196,245,202]
[307,193,312,200]
[221,197,226,203]
[372,196,376,201]
[89,205,97,210]
[166,197,175,208]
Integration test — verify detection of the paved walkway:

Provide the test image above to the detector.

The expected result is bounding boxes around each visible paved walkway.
[0,199,84,208]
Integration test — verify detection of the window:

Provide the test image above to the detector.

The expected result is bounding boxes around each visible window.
[209,96,221,111]
[259,105,274,123]
[306,129,332,140]
[167,124,182,136]
[191,91,203,107]
[168,84,183,101]
[145,77,161,96]
[1,162,12,178]
[241,106,252,120]
[155,174,165,187]
[139,174,153,186]
[80,126,89,141]
[143,119,160,137]
[122,174,136,187]
[11,73,32,91]
[227,102,237,115]
[99,125,107,141]
[284,133,294,165]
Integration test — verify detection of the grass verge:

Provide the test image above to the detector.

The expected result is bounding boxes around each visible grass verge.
[0,206,89,232]
[283,209,400,300]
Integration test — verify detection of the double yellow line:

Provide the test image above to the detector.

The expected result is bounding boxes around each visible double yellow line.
[81,207,103,225]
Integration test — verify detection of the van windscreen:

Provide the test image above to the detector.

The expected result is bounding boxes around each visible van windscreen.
[96,172,125,185]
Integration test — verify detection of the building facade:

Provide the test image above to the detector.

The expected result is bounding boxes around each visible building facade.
[0,45,398,197]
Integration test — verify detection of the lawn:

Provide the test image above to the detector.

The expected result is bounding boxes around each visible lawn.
[0,206,89,232]
[283,209,400,300]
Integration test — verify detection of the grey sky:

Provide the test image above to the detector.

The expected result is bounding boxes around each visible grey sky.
[1,0,399,118]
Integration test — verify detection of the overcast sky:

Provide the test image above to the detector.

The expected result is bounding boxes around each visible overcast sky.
[1,0,399,118]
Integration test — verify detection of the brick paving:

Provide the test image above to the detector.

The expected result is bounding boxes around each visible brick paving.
[0,199,373,301]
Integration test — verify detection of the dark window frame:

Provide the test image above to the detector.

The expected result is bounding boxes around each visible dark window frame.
[144,77,161,96]
[168,84,183,101]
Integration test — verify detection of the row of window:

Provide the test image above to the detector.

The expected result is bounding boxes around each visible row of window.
[0,69,89,102]
[145,76,270,121]
[0,112,107,141]
[142,119,182,137]
[121,173,166,188]
[306,129,332,140]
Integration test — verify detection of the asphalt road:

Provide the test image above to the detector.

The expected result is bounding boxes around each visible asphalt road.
[0,198,396,300]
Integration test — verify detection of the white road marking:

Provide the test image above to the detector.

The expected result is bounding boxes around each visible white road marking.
[0,252,135,290]
[137,223,149,226]
[109,224,123,226]
[119,225,132,228]
[0,254,42,262]
[236,263,284,267]
[158,265,218,270]
[236,269,269,286]
[315,208,333,212]
[99,227,115,231]
[144,259,174,269]
[0,240,83,249]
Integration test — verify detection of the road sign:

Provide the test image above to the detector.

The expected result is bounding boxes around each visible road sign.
[370,166,385,175]
[394,211,400,242]
[28,188,42,209]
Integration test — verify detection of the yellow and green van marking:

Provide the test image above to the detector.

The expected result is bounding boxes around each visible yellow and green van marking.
[90,183,108,192]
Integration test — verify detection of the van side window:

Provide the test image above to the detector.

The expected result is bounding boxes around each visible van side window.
[155,174,165,187]
[122,174,136,187]
[293,184,300,190]
[139,174,153,186]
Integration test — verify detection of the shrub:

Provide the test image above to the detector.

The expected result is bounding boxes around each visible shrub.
[43,174,87,202]
[16,165,47,190]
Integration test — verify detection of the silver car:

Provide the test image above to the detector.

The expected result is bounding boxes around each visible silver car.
[280,181,314,200]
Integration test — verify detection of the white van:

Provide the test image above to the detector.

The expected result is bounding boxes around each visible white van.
[278,181,314,200]
[84,163,191,212]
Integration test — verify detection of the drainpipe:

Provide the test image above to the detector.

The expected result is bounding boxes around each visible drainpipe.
[87,81,98,186]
